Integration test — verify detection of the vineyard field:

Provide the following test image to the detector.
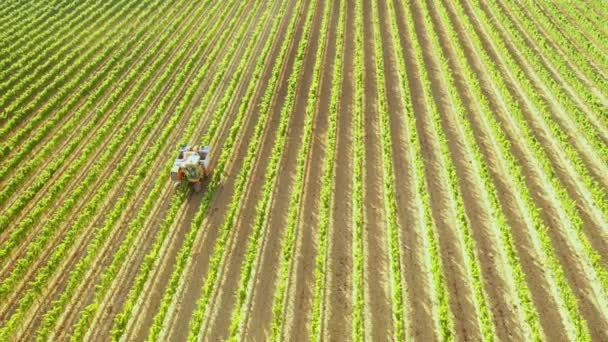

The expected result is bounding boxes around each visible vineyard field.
[1,0,607,340]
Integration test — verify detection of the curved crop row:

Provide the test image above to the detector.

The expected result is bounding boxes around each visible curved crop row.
[466,0,608,301]
[427,0,545,338]
[448,0,593,338]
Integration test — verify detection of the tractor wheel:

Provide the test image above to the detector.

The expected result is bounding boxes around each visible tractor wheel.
[193,182,202,193]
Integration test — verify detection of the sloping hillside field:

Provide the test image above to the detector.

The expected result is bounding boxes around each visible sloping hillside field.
[1,0,607,340]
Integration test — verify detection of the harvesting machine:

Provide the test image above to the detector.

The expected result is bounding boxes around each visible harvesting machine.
[170,145,211,192]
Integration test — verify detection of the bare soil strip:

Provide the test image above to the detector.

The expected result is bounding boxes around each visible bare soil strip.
[325,0,354,339]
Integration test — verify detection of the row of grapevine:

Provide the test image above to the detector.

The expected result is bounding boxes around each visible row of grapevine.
[0,0,225,322]
[446,0,592,338]
[184,0,318,339]
[307,0,344,340]
[32,0,256,339]
[423,0,545,339]
[0,0,208,268]
[350,0,365,338]
[466,0,608,303]
[110,0,293,339]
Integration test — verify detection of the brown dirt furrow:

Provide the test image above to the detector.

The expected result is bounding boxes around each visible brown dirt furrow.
[0,0,221,316]
[354,0,393,340]
[6,1,230,336]
[324,0,353,339]
[551,2,608,60]
[439,0,570,339]
[458,0,608,338]
[420,0,530,338]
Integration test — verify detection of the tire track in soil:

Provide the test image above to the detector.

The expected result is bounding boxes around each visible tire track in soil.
[438,0,569,339]
[112,2,269,341]
[422,0,528,339]
[40,0,249,335]
[452,0,606,338]
[153,1,295,340]
[324,0,353,339]
[0,0,215,310]
[0,0,193,264]
[5,1,228,335]
[476,0,608,254]
[198,3,323,340]
[378,0,436,339]
[396,0,481,339]
[457,3,608,335]
[359,0,393,339]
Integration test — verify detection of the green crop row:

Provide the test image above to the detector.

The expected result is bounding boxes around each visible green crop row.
[351,0,365,339]
[35,1,249,339]
[468,0,608,300]
[0,0,201,260]
[307,0,343,341]
[428,0,545,339]
[0,0,137,121]
[0,0,217,308]
[447,0,592,338]
[0,3,225,335]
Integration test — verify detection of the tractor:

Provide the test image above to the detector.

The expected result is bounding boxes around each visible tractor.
[170,145,211,192]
